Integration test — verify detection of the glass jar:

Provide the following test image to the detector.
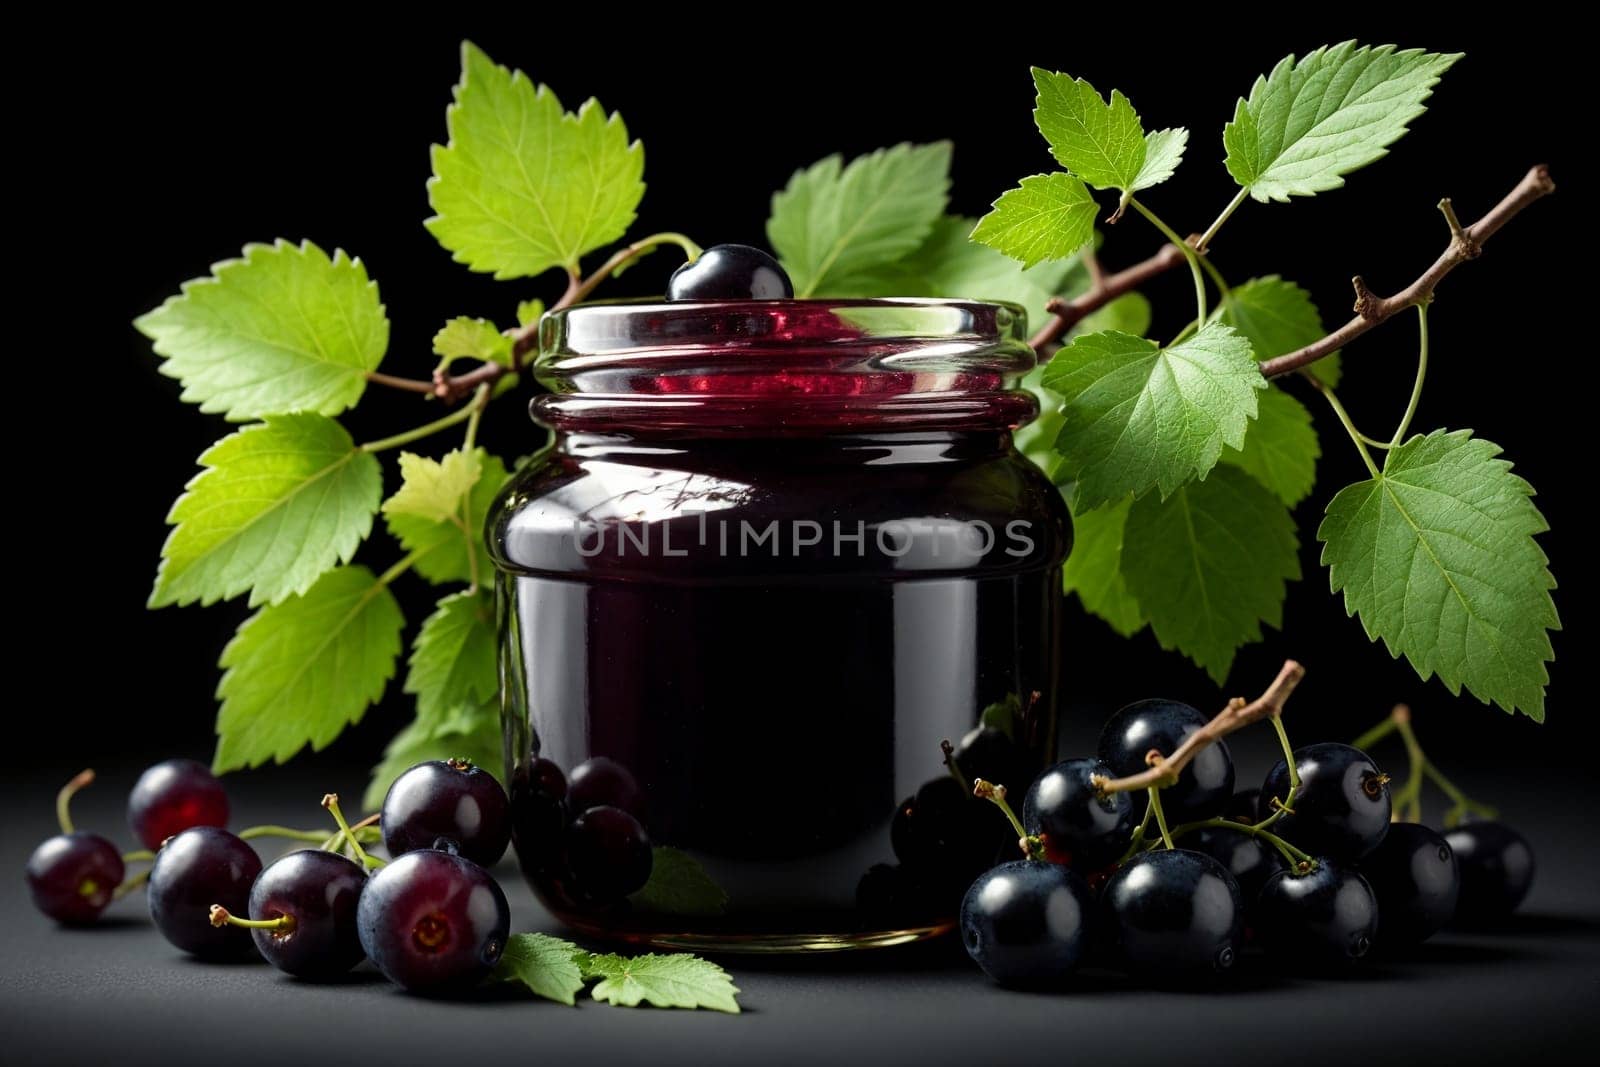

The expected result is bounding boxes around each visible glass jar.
[488,298,1071,952]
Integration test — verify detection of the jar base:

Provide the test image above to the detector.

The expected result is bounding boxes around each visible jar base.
[557,915,956,954]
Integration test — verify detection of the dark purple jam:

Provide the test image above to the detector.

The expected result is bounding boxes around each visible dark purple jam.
[488,299,1071,951]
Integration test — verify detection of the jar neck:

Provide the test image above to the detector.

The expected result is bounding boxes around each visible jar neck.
[556,428,1018,462]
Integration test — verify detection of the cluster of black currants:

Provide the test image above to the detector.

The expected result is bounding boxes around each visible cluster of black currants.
[25,757,523,994]
[511,755,654,909]
[959,692,1536,988]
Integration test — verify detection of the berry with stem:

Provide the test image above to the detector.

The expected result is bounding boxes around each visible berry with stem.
[666,243,792,301]
[379,760,510,866]
[1262,743,1391,862]
[1255,861,1379,969]
[25,770,126,924]
[1022,758,1136,869]
[212,849,367,978]
[356,849,510,993]
[127,759,229,850]
[1098,699,1236,821]
[147,826,262,959]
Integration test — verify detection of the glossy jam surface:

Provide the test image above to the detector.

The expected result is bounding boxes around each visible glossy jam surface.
[490,300,1070,951]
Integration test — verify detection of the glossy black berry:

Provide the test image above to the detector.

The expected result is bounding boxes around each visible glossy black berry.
[566,757,646,821]
[25,832,124,924]
[1443,821,1534,923]
[247,850,367,978]
[1255,861,1378,968]
[148,827,262,959]
[509,757,569,875]
[1101,849,1243,980]
[1185,827,1286,911]
[565,805,653,904]
[666,244,793,301]
[1023,759,1136,869]
[1262,743,1390,862]
[357,850,510,992]
[1098,699,1235,821]
[127,759,229,850]
[1361,822,1459,945]
[952,726,1035,799]
[961,860,1094,987]
[381,759,511,867]
[890,776,995,880]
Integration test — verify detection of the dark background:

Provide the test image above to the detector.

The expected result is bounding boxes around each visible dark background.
[17,17,1586,787]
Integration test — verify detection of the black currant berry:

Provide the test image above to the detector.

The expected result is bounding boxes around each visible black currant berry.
[1223,789,1263,825]
[127,758,229,850]
[566,756,646,821]
[952,725,1035,799]
[666,244,793,301]
[1255,861,1378,968]
[1101,849,1243,980]
[890,777,995,880]
[244,850,367,978]
[1443,821,1534,923]
[1361,822,1459,945]
[148,827,262,959]
[1098,699,1235,821]
[356,850,510,993]
[510,757,569,875]
[565,805,653,904]
[1022,759,1136,869]
[961,860,1094,987]
[380,759,511,867]
[26,833,125,924]
[1185,827,1286,911]
[1262,743,1391,862]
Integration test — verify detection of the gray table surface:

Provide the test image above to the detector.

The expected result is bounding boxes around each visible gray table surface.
[4,770,1597,1067]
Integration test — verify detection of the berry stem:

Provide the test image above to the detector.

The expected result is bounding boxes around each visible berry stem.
[122,849,156,863]
[1093,660,1304,796]
[1169,816,1314,869]
[55,769,95,835]
[1394,708,1427,823]
[1117,802,1156,864]
[1255,715,1299,831]
[241,825,357,845]
[322,794,382,869]
[973,779,1045,861]
[939,739,972,797]
[1351,715,1400,753]
[1147,787,1176,850]
[112,868,151,900]
[209,905,294,933]
[1422,762,1498,827]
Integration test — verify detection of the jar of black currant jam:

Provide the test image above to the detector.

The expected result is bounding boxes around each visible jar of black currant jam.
[488,298,1071,951]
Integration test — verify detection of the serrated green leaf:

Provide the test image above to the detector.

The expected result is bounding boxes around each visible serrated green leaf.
[1224,42,1461,202]
[384,450,483,525]
[1131,128,1188,193]
[1041,323,1264,510]
[150,414,381,609]
[135,240,388,421]
[767,142,951,297]
[972,174,1097,269]
[516,299,545,328]
[492,933,587,1006]
[388,451,511,584]
[215,566,404,771]
[433,317,512,368]
[629,847,729,917]
[584,953,741,1013]
[405,590,497,722]
[1062,495,1145,637]
[426,42,645,279]
[1220,276,1340,386]
[1318,430,1558,719]
[1122,467,1300,682]
[1222,386,1320,507]
[363,701,502,810]
[1031,69,1147,191]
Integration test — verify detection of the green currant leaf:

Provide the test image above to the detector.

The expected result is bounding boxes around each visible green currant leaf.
[1041,323,1264,510]
[1221,386,1320,507]
[387,451,511,585]
[405,590,497,723]
[1224,42,1461,202]
[767,142,951,297]
[1061,495,1145,638]
[583,953,741,1013]
[1131,127,1189,193]
[1122,467,1300,683]
[888,217,1091,327]
[426,42,645,280]
[971,174,1097,269]
[516,299,545,328]
[1031,69,1147,191]
[384,450,483,525]
[215,566,404,772]
[492,933,588,1006]
[433,317,512,368]
[135,240,388,421]
[363,701,501,810]
[150,414,381,609]
[628,847,730,918]
[1220,275,1340,387]
[1318,430,1558,719]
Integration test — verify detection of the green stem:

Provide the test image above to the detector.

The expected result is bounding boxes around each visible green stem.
[570,231,703,303]
[1147,787,1175,850]
[1196,251,1232,300]
[1170,817,1313,869]
[55,769,94,835]
[322,794,381,868]
[1255,715,1299,831]
[1351,716,1400,753]
[1422,761,1498,827]
[112,868,151,900]
[1394,716,1427,823]
[239,825,343,844]
[1389,303,1430,448]
[974,780,1045,860]
[940,739,972,797]
[1314,382,1382,479]
[1129,197,1206,324]
[210,905,294,933]
[460,384,490,592]
[359,402,479,454]
[121,849,156,864]
[1117,802,1155,864]
[1196,187,1250,252]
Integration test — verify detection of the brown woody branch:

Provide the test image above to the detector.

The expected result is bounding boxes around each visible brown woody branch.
[1258,165,1555,378]
[1028,243,1187,352]
[1091,660,1305,796]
